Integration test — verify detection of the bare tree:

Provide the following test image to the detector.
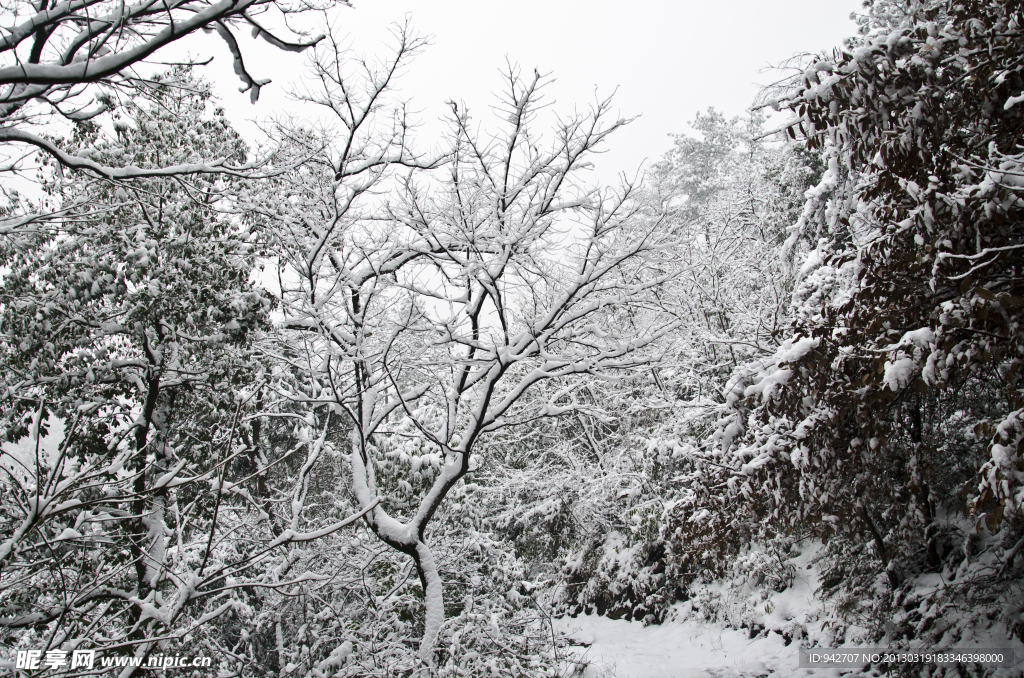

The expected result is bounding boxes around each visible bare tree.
[252,28,679,670]
[0,0,337,182]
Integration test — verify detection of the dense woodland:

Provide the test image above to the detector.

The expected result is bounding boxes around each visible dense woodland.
[1,0,1023,675]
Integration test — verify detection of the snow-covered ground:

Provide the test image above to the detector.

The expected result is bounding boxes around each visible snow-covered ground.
[554,548,823,677]
[557,611,1024,678]
[556,613,799,678]
[553,540,834,677]
[555,541,1024,678]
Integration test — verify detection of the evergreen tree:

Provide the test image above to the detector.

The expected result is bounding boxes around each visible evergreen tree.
[714,0,1024,642]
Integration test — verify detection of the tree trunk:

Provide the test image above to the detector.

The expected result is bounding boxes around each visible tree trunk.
[908,401,941,570]
[414,540,444,669]
[350,429,455,672]
[860,502,901,590]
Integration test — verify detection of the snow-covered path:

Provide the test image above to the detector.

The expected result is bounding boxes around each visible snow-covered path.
[554,550,827,678]
[555,614,800,678]
[552,537,1024,678]
[556,612,1024,678]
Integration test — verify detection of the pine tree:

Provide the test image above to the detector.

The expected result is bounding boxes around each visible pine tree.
[0,71,325,670]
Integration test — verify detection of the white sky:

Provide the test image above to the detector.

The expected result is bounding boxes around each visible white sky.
[172,0,862,182]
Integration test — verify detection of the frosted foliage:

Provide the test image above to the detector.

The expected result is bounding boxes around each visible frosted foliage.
[0,71,335,673]
[706,0,1024,653]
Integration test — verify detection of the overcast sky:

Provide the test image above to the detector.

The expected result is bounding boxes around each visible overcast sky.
[180,0,862,182]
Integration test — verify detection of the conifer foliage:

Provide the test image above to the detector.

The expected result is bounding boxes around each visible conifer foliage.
[0,72,343,673]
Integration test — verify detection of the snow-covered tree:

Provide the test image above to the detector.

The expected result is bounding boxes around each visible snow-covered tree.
[248,27,679,671]
[0,0,332,178]
[497,112,821,627]
[0,71,370,674]
[711,0,1024,642]
[647,109,819,399]
[0,0,347,257]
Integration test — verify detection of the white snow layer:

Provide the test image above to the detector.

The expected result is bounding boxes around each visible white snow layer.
[555,542,1024,677]
[557,606,1024,678]
[556,613,795,678]
[556,548,824,678]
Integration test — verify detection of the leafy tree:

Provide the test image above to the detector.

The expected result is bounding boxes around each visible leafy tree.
[713,0,1024,642]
